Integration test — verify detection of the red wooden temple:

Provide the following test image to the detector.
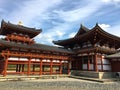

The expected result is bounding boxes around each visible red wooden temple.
[53,24,120,78]
[0,20,120,78]
[0,20,72,76]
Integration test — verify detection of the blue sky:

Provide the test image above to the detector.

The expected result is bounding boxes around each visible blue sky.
[0,0,120,45]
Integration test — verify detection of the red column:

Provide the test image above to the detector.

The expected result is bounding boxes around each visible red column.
[50,59,53,75]
[68,61,70,75]
[60,60,62,74]
[27,58,31,75]
[39,59,42,75]
[87,60,90,71]
[94,54,98,72]
[3,57,8,77]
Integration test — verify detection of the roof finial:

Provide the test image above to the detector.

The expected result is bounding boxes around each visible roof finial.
[96,22,99,26]
[80,22,84,27]
[18,21,23,25]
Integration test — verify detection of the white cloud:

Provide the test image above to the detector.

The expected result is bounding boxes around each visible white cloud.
[6,0,62,25]
[53,1,103,23]
[101,0,120,6]
[99,24,111,31]
[68,32,76,38]
[1,0,120,45]
[34,23,69,44]
[37,0,105,45]
[108,24,120,37]
[101,0,112,3]
[35,0,120,45]
[99,23,120,37]
[101,0,120,2]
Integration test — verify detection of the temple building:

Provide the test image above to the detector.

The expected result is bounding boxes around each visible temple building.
[0,20,72,77]
[0,20,120,78]
[53,24,120,78]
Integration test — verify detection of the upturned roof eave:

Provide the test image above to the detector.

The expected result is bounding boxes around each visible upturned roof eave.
[0,20,42,38]
[74,24,90,37]
[53,28,94,46]
[105,52,120,59]
[53,24,120,46]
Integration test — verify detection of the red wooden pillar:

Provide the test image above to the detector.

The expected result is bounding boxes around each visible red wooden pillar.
[101,55,103,71]
[39,59,42,75]
[68,61,70,75]
[87,60,90,71]
[27,58,31,75]
[50,59,53,75]
[94,54,98,72]
[3,57,8,77]
[60,60,62,74]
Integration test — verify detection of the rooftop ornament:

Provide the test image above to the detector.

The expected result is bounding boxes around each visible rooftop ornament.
[18,21,23,26]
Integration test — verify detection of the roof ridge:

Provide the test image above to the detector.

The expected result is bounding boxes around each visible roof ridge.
[74,24,89,37]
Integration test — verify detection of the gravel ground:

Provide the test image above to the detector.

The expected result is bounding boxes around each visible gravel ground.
[0,78,120,90]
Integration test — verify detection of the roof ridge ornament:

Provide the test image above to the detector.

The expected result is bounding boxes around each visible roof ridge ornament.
[96,22,99,26]
[80,22,85,27]
[18,21,23,26]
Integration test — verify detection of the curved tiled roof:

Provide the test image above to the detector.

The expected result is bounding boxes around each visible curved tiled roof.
[0,39,73,54]
[0,20,42,38]
[53,24,120,49]
[106,52,120,59]
[74,24,89,37]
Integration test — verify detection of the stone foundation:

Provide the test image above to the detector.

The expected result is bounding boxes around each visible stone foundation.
[71,70,114,79]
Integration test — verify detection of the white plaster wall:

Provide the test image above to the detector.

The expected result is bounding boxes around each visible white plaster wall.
[103,59,110,64]
[90,64,94,70]
[98,65,102,70]
[83,64,87,70]
[53,60,57,62]
[8,57,28,61]
[19,58,28,61]
[103,65,111,70]
[69,62,72,69]
[9,57,18,60]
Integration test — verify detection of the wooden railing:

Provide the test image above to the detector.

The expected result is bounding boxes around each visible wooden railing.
[6,35,34,44]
